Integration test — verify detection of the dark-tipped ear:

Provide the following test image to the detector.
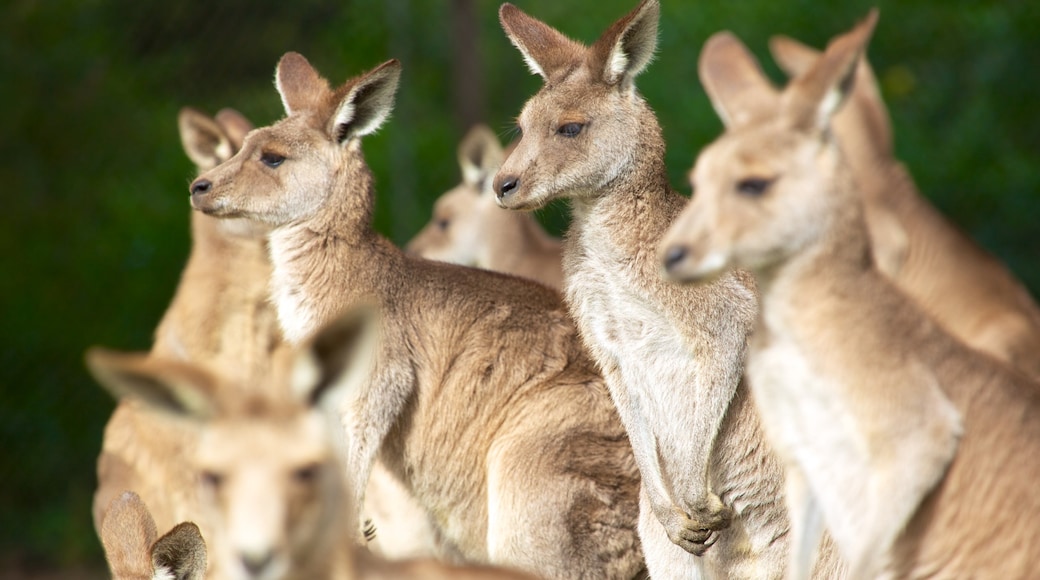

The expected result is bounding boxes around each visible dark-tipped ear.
[275,52,331,116]
[458,125,504,189]
[100,491,158,579]
[85,348,218,421]
[151,522,207,580]
[291,305,380,410]
[214,108,254,152]
[178,107,234,172]
[589,0,659,88]
[699,32,779,129]
[328,59,401,145]
[499,3,585,80]
[782,9,879,133]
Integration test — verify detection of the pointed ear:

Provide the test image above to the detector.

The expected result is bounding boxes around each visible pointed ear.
[151,522,207,580]
[178,107,234,172]
[328,59,401,145]
[85,348,218,421]
[782,9,879,133]
[699,32,779,129]
[100,491,158,579]
[458,125,504,189]
[499,3,585,80]
[275,52,331,116]
[290,305,380,411]
[589,0,659,88]
[214,108,254,152]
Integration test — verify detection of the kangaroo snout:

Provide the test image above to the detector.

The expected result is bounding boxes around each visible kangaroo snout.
[190,178,213,196]
[494,175,519,201]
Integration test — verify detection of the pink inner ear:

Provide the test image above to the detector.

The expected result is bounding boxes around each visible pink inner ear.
[276,53,331,115]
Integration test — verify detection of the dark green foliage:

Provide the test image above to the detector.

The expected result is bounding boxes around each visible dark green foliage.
[0,0,1036,571]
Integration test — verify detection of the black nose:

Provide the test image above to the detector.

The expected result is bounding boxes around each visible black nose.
[663,245,687,271]
[190,179,212,196]
[240,550,273,576]
[496,176,519,199]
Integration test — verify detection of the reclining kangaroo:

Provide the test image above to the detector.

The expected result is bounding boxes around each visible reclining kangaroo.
[494,2,842,578]
[89,310,539,580]
[660,12,1040,578]
[188,54,643,578]
[407,124,563,290]
[767,34,1040,381]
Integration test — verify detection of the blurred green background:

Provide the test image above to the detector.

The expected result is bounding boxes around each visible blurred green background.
[1,0,1036,575]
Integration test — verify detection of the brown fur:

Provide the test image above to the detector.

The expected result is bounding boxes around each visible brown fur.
[493,3,833,578]
[767,35,1040,381]
[93,107,283,542]
[89,311,540,580]
[188,55,643,578]
[662,13,1040,578]
[100,491,207,580]
[407,125,563,290]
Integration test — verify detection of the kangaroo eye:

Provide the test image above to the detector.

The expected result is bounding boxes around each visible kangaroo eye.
[201,470,223,489]
[260,152,286,168]
[736,177,774,196]
[293,464,321,484]
[437,218,450,231]
[557,123,584,138]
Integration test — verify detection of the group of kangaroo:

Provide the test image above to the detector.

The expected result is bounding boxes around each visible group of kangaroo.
[84,1,1040,579]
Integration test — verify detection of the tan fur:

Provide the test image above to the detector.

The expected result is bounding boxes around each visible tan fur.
[407,125,563,290]
[89,312,542,580]
[100,491,207,580]
[93,107,283,542]
[493,3,830,578]
[767,35,1040,381]
[661,13,1040,578]
[188,54,643,578]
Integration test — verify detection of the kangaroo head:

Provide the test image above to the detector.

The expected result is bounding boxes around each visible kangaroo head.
[659,10,878,283]
[493,0,661,210]
[188,54,400,228]
[406,124,506,265]
[87,308,380,580]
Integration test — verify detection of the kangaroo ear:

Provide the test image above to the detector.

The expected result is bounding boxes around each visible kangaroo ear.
[769,35,820,79]
[458,125,504,190]
[699,32,779,129]
[151,522,207,580]
[214,108,254,152]
[85,348,219,421]
[589,0,659,88]
[782,9,879,134]
[499,3,585,80]
[328,59,401,145]
[275,52,331,116]
[100,491,158,580]
[291,304,381,411]
[178,108,234,172]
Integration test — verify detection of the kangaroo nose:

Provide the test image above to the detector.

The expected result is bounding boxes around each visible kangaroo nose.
[662,245,688,272]
[496,176,519,200]
[240,550,273,577]
[190,179,212,196]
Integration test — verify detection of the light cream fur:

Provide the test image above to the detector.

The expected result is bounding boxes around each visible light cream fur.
[406,125,563,290]
[493,2,838,578]
[188,54,644,579]
[661,12,1040,579]
[767,34,1040,382]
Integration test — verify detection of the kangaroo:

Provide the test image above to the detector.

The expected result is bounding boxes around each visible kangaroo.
[660,12,1040,579]
[492,3,834,578]
[93,107,279,540]
[100,491,207,580]
[767,34,1040,381]
[89,310,542,580]
[406,124,564,290]
[187,54,643,578]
